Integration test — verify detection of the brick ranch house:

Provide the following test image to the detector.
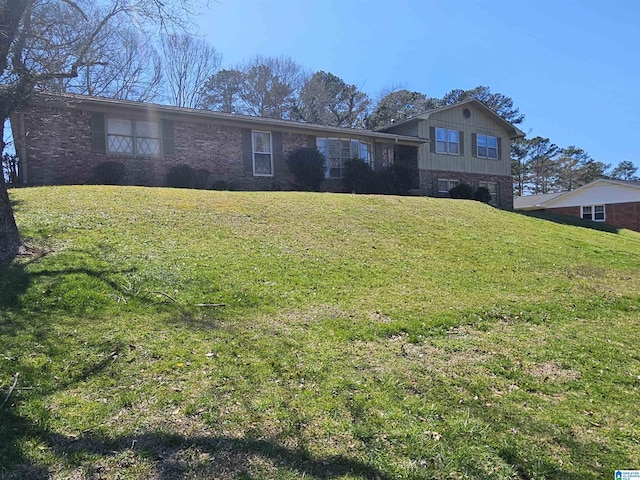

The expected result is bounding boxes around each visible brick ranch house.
[514,179,640,232]
[11,93,524,208]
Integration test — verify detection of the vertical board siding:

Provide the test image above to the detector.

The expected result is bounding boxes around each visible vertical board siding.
[420,104,511,176]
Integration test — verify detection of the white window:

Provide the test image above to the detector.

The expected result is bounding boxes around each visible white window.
[435,128,459,155]
[252,131,273,176]
[316,137,372,178]
[383,146,394,169]
[581,205,605,222]
[107,118,160,156]
[135,121,161,155]
[438,178,459,193]
[478,181,498,205]
[477,134,499,159]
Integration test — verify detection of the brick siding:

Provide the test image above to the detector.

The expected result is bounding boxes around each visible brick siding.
[12,105,318,190]
[419,169,514,209]
[547,202,640,232]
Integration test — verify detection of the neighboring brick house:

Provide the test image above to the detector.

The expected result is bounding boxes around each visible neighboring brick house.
[378,98,525,209]
[514,179,640,232]
[11,93,523,209]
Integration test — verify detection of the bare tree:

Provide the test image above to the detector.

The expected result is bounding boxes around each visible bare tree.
[63,27,164,102]
[0,0,200,261]
[161,33,222,108]
[201,55,304,119]
[237,55,304,119]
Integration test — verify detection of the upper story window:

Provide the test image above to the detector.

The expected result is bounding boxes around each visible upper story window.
[435,128,459,155]
[476,134,499,159]
[252,131,273,176]
[581,205,605,222]
[107,118,161,156]
[316,137,372,178]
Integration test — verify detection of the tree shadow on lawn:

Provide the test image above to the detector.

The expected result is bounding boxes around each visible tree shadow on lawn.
[517,210,622,234]
[487,402,630,480]
[0,250,133,307]
[1,406,393,479]
[1,254,378,478]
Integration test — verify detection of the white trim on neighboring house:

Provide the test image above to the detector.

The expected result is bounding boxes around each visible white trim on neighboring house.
[581,205,605,222]
[514,179,640,211]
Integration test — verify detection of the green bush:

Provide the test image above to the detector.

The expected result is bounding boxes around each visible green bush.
[90,161,125,185]
[285,147,326,191]
[449,183,474,199]
[475,186,492,203]
[192,168,210,190]
[166,164,195,188]
[343,158,376,193]
[343,159,415,195]
[379,164,415,195]
[211,180,235,191]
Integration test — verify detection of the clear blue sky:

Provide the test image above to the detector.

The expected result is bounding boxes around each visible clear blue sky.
[197,0,640,171]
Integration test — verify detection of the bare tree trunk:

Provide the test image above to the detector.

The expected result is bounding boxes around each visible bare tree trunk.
[0,176,20,262]
[0,116,22,262]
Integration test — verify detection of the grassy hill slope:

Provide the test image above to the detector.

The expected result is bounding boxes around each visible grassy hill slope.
[1,186,639,479]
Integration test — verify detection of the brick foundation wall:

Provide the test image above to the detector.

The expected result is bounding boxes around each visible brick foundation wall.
[545,206,580,218]
[547,202,640,232]
[419,169,514,209]
[607,201,640,232]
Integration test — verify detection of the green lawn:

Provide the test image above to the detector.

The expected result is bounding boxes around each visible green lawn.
[1,186,639,479]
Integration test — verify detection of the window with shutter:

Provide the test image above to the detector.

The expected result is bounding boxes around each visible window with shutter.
[435,128,460,155]
[476,134,499,159]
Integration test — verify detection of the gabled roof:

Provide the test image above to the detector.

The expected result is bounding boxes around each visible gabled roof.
[513,191,567,210]
[377,98,525,140]
[514,178,640,210]
[26,91,426,145]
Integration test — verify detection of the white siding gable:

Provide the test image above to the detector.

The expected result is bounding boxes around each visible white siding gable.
[547,181,640,208]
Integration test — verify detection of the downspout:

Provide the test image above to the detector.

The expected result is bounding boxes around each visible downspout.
[19,113,28,184]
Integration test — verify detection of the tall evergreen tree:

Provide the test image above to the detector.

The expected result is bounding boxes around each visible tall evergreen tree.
[292,71,370,128]
[523,137,559,195]
[439,86,524,125]
[366,89,437,130]
[610,161,638,181]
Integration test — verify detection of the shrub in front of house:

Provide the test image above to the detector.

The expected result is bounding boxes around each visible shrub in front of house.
[343,159,415,195]
[166,164,195,188]
[285,147,326,191]
[449,183,475,199]
[90,161,126,185]
[211,180,233,191]
[343,158,377,193]
[475,186,492,203]
[378,164,416,195]
[192,168,210,190]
